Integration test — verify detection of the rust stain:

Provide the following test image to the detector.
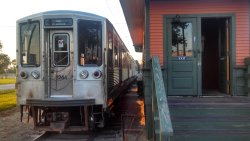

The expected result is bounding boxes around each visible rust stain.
[136,99,145,126]
[28,91,33,98]
[108,98,113,107]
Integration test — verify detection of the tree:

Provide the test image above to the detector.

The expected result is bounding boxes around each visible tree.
[172,22,189,56]
[0,54,10,74]
[0,41,2,52]
[7,59,16,73]
[0,41,11,74]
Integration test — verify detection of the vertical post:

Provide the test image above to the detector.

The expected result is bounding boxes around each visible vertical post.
[151,71,155,141]
[143,68,153,139]
[247,64,250,96]
[31,106,38,126]
[244,57,250,96]
[144,0,152,139]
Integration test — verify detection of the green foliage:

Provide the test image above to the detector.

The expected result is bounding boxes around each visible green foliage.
[6,59,16,73]
[0,89,16,112]
[11,59,16,65]
[0,41,12,74]
[0,41,2,52]
[0,53,10,74]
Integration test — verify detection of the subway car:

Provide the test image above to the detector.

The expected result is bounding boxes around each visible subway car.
[16,10,136,131]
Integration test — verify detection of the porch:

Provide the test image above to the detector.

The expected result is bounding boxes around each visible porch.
[169,96,250,141]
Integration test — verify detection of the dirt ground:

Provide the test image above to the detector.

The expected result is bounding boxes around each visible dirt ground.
[0,107,43,141]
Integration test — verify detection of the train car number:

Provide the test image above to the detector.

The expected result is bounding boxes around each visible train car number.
[56,75,67,80]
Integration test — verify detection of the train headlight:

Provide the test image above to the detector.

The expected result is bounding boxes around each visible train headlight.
[80,70,89,79]
[93,70,102,79]
[31,71,40,79]
[20,71,28,79]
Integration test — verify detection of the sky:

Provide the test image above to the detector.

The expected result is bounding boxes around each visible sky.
[0,0,141,62]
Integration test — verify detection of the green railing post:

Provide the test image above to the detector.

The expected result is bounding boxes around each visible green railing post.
[143,66,153,139]
[244,57,250,96]
[151,56,173,141]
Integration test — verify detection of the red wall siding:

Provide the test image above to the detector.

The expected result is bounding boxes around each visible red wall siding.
[150,0,250,65]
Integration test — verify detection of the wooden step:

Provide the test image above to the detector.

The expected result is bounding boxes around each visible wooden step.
[168,97,250,141]
[170,133,250,141]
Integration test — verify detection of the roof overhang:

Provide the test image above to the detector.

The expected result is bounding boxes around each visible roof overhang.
[120,0,145,52]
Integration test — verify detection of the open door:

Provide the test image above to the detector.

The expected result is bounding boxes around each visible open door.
[218,19,230,94]
[201,18,231,95]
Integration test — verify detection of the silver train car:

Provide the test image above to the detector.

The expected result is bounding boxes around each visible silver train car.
[16,10,136,131]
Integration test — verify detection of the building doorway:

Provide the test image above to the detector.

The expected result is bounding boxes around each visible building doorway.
[201,18,231,96]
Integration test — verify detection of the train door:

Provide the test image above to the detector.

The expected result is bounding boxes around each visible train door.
[49,30,74,97]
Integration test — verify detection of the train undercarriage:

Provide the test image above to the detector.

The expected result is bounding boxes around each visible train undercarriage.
[20,100,106,132]
[19,77,136,132]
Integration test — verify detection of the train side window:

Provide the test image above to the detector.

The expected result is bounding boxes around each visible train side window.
[108,32,113,67]
[52,34,69,66]
[78,20,102,66]
[122,51,126,69]
[119,46,124,68]
[114,39,119,67]
[19,21,40,67]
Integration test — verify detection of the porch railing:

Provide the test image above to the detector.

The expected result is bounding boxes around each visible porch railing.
[151,56,173,141]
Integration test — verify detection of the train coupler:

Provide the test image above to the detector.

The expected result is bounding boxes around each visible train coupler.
[47,112,70,131]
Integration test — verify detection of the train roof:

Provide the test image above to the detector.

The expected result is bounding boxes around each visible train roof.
[17,10,106,22]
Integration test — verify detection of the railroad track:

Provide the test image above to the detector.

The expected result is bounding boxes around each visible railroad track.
[34,130,122,141]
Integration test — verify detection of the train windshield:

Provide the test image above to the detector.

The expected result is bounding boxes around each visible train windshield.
[19,21,40,67]
[78,20,102,66]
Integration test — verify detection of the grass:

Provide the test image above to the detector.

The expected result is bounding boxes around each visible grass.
[0,89,16,112]
[0,79,16,111]
[0,78,16,85]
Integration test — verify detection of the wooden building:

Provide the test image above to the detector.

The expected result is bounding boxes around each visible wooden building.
[120,0,250,96]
